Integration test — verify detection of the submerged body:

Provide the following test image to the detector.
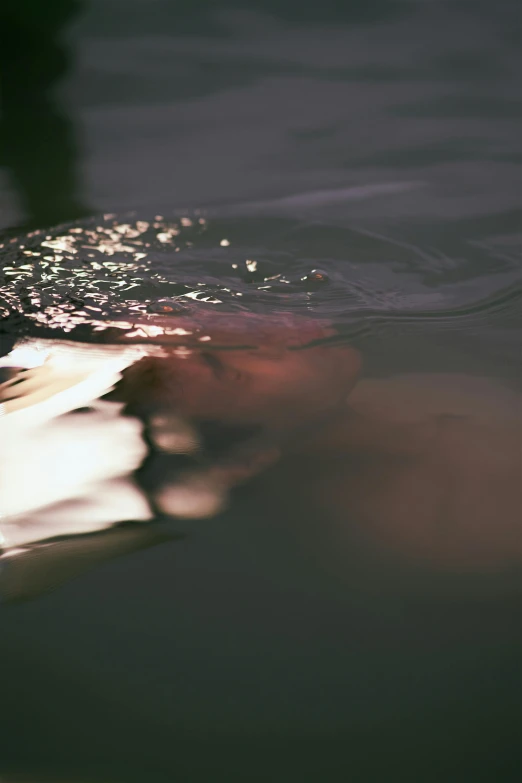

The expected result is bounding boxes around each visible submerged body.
[0,216,520,597]
[0,313,359,545]
[1,313,519,578]
[118,328,521,571]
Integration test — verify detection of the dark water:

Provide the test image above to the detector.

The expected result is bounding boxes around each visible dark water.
[0,2,521,782]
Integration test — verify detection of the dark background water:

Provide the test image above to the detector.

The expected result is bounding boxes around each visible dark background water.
[1,0,520,233]
[0,1,521,781]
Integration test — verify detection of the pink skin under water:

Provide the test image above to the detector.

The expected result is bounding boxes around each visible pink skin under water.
[111,310,361,503]
[3,307,516,573]
[115,308,520,572]
[117,310,361,437]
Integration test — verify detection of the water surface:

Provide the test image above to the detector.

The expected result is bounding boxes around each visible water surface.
[0,2,520,782]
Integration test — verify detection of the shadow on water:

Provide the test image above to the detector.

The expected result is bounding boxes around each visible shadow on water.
[0,0,92,232]
[0,0,413,236]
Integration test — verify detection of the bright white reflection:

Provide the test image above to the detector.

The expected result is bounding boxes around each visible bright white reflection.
[0,337,230,564]
[0,339,152,551]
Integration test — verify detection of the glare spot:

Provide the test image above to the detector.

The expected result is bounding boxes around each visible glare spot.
[157,228,180,243]
[164,327,193,336]
[184,291,222,304]
[42,237,78,254]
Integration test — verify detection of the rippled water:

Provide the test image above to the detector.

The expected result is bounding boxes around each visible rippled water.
[1,213,520,355]
[0,2,521,782]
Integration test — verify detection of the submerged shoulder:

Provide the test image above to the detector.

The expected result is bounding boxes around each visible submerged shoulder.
[348,372,521,424]
[291,373,521,569]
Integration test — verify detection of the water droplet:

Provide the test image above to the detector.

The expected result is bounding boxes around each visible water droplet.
[307,269,328,282]
[148,299,186,315]
[303,269,329,289]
